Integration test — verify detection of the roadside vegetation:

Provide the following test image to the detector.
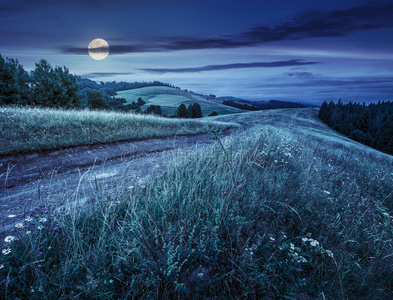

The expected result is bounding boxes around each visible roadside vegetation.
[0,105,235,156]
[1,109,392,298]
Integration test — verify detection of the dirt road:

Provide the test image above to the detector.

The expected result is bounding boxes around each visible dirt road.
[0,108,319,234]
[0,130,238,233]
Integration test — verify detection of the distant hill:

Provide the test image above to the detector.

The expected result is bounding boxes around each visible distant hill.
[219,97,308,111]
[116,86,243,117]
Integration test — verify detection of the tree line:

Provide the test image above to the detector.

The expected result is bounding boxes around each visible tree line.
[0,55,79,108]
[222,99,306,111]
[318,100,393,155]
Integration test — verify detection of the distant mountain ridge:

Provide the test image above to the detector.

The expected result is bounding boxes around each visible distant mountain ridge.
[219,97,309,111]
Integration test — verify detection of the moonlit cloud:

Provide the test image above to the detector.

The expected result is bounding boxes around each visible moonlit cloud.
[84,72,134,78]
[57,2,393,54]
[140,60,319,74]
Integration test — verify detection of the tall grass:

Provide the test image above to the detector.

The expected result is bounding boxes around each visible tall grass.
[0,106,235,155]
[1,122,392,298]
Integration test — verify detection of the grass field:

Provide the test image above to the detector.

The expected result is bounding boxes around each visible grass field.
[1,108,393,298]
[0,106,236,156]
[116,86,243,116]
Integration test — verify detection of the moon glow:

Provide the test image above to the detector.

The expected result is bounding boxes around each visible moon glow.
[88,38,109,60]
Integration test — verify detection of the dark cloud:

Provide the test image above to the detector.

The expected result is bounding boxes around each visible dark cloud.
[0,0,165,15]
[256,77,393,89]
[57,2,393,54]
[139,60,319,74]
[243,2,393,43]
[285,72,315,77]
[83,72,134,78]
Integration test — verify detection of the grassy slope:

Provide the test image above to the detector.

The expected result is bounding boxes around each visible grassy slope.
[1,108,393,298]
[116,86,243,116]
[0,106,236,156]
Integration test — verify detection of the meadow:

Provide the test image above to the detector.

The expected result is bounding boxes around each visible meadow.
[116,86,242,116]
[1,108,393,298]
[0,106,235,156]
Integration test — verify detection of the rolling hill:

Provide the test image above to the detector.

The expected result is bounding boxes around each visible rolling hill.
[116,86,243,116]
[2,108,393,298]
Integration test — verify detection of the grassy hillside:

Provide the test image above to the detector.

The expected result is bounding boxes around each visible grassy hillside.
[1,108,393,298]
[116,86,243,116]
[0,106,236,156]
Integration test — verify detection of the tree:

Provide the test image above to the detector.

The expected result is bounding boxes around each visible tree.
[137,97,146,106]
[187,103,203,118]
[0,55,32,105]
[177,103,188,118]
[146,105,162,116]
[87,91,109,110]
[53,66,80,108]
[208,111,218,116]
[32,59,79,108]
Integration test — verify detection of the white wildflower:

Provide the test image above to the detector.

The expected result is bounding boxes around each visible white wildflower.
[26,231,31,235]
[302,237,308,242]
[4,236,16,243]
[310,239,319,247]
[290,243,295,250]
[37,225,43,230]
[2,248,11,255]
[39,217,47,223]
[0,264,3,269]
[7,214,17,218]
[298,256,307,263]
[25,217,33,222]
[269,237,275,241]
[326,250,334,258]
[15,222,24,228]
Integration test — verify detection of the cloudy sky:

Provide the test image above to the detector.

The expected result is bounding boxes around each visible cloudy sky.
[1,0,392,104]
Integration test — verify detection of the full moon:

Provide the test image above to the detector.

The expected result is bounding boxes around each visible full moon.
[88,38,109,60]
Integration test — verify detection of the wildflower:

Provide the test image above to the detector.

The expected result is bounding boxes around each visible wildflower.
[52,226,59,232]
[290,243,295,250]
[15,222,24,228]
[310,239,319,247]
[39,217,47,223]
[269,237,275,242]
[326,250,334,258]
[26,231,31,235]
[0,264,3,269]
[7,214,16,218]
[2,248,11,255]
[297,266,303,272]
[37,225,43,230]
[25,217,33,222]
[298,256,307,263]
[4,236,16,243]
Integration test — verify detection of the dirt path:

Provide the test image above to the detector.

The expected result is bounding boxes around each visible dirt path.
[0,131,236,233]
[0,108,317,234]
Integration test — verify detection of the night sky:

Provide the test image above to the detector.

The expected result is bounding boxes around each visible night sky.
[1,0,393,105]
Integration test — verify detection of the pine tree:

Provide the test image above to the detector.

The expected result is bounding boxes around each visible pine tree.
[0,55,32,105]
[177,103,188,118]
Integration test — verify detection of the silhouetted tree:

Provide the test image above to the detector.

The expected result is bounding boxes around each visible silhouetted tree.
[187,103,203,118]
[0,55,32,105]
[177,103,188,118]
[87,91,109,110]
[146,105,162,116]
